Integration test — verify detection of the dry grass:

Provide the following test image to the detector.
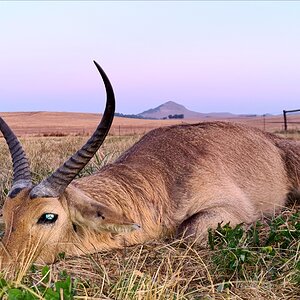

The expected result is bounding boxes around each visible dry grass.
[1,111,300,137]
[0,135,141,206]
[3,210,299,299]
[0,130,299,299]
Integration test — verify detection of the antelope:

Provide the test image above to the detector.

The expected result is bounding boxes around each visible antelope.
[0,62,299,268]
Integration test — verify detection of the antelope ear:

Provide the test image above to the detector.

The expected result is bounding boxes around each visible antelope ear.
[64,186,140,234]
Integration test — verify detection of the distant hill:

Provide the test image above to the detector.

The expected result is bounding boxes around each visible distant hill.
[138,101,235,119]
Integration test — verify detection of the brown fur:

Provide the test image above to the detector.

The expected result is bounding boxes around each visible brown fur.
[1,121,299,266]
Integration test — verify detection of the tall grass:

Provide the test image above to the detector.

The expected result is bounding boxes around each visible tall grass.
[0,133,299,299]
[0,135,141,206]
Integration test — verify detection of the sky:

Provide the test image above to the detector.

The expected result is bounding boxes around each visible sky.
[0,1,300,115]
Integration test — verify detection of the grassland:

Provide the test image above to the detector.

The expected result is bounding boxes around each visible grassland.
[1,111,299,137]
[0,124,299,299]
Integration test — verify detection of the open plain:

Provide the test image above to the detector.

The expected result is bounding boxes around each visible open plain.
[1,111,299,137]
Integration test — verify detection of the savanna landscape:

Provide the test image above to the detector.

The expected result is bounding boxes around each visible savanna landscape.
[1,0,300,298]
[1,111,300,137]
[0,112,299,299]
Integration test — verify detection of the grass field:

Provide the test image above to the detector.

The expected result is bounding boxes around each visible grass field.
[1,111,299,137]
[0,122,299,299]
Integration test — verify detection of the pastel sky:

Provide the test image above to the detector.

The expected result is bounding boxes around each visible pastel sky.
[1,1,300,115]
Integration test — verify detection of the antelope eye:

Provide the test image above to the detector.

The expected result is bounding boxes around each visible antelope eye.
[37,213,58,225]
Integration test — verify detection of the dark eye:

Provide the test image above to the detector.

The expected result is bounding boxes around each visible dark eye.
[37,213,58,225]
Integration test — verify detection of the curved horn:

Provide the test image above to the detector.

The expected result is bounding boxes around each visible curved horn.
[0,117,32,195]
[30,61,115,198]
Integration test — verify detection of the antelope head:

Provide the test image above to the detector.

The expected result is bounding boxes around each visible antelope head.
[0,62,139,269]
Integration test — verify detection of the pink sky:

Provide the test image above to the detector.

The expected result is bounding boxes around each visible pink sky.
[0,1,300,115]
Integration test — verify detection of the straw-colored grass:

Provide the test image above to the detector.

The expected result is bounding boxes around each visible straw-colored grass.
[0,132,299,299]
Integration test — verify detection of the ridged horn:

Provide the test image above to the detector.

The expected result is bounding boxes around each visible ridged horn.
[30,61,115,198]
[0,117,32,195]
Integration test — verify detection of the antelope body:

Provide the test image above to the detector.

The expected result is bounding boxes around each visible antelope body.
[0,62,299,267]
